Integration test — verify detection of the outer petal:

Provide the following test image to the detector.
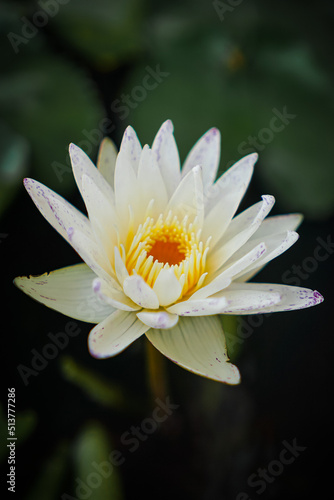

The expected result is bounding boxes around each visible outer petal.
[182,128,221,192]
[152,119,181,198]
[207,195,275,272]
[88,310,149,358]
[114,147,139,231]
[119,125,142,173]
[123,274,159,309]
[152,268,182,306]
[69,143,114,203]
[81,174,119,261]
[146,315,240,384]
[97,137,118,189]
[14,264,113,323]
[250,213,303,239]
[213,288,282,314]
[191,242,266,300]
[217,283,324,313]
[137,310,179,329]
[23,178,92,244]
[166,296,228,316]
[202,153,259,246]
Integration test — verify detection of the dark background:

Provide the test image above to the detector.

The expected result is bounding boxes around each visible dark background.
[1,0,333,499]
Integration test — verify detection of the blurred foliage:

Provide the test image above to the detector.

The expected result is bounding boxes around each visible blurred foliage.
[25,441,69,500]
[60,355,140,414]
[73,422,124,500]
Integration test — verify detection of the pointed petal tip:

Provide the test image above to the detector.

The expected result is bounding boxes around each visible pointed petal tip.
[313,290,324,304]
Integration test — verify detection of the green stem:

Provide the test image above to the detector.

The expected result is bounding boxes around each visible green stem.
[146,341,168,402]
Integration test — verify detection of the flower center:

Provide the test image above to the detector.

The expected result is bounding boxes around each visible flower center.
[121,212,210,298]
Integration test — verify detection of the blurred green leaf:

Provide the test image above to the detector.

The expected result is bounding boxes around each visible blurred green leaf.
[0,53,104,195]
[0,121,30,216]
[73,422,123,500]
[60,356,134,413]
[41,0,146,69]
[25,441,69,500]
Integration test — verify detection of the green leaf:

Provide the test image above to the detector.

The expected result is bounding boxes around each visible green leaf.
[73,422,124,500]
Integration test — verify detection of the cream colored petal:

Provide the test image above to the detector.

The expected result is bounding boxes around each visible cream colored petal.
[250,213,303,239]
[69,143,114,203]
[214,287,282,314]
[14,264,113,323]
[114,247,129,285]
[97,137,118,188]
[182,128,221,191]
[123,274,159,309]
[234,231,299,282]
[220,283,324,313]
[191,242,266,300]
[137,145,168,218]
[205,153,257,214]
[137,310,179,329]
[23,178,92,244]
[67,226,113,279]
[146,315,240,384]
[81,174,118,263]
[152,268,182,306]
[152,119,181,198]
[92,278,140,312]
[114,149,139,231]
[88,310,149,358]
[166,296,228,316]
[119,125,142,173]
[207,195,275,272]
[202,154,259,247]
[166,165,204,227]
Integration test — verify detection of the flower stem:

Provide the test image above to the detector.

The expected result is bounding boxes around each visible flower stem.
[146,341,168,402]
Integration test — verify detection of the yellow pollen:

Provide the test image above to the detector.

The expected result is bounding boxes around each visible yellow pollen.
[121,213,210,299]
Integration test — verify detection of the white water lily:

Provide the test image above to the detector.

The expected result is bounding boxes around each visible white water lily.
[15,120,323,384]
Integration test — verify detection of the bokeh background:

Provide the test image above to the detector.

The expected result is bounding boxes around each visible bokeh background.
[1,0,334,499]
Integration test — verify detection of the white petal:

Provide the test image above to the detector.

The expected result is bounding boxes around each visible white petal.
[182,128,221,191]
[152,268,182,306]
[166,295,228,316]
[81,174,118,261]
[207,195,275,272]
[220,283,324,313]
[69,143,114,203]
[119,125,142,173]
[14,264,113,323]
[67,226,113,279]
[123,274,159,309]
[205,153,257,214]
[88,310,149,358]
[137,145,168,218]
[235,231,299,282]
[137,310,179,329]
[214,287,282,314]
[23,178,92,244]
[114,148,139,231]
[202,153,258,246]
[146,315,240,384]
[250,213,303,239]
[114,247,129,285]
[191,242,266,300]
[92,277,140,312]
[97,137,118,188]
[152,119,181,198]
[166,165,204,227]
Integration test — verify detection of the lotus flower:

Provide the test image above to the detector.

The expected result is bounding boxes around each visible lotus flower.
[14,120,323,384]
